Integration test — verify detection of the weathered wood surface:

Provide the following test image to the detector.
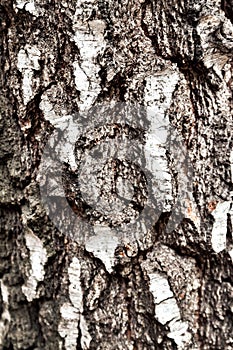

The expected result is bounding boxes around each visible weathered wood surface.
[0,1,232,349]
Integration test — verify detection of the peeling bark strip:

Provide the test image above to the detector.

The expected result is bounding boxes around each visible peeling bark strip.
[0,0,233,349]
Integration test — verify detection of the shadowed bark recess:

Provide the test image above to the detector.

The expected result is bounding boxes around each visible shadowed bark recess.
[0,1,232,349]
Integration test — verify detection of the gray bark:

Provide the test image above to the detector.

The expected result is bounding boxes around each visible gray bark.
[0,0,232,349]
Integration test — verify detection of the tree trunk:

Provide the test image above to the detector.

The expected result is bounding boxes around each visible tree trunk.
[0,1,232,349]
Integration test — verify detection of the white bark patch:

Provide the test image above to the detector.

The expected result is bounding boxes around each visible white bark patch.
[14,0,40,16]
[22,230,47,302]
[230,149,233,184]
[228,249,233,263]
[58,257,91,350]
[86,226,119,273]
[211,201,231,253]
[39,93,60,123]
[147,272,173,304]
[141,245,200,349]
[72,1,106,111]
[144,69,179,212]
[68,257,83,311]
[227,150,233,260]
[146,271,191,349]
[167,319,191,348]
[144,69,200,231]
[144,68,179,113]
[58,302,80,350]
[17,45,41,106]
[80,314,92,350]
[0,281,11,347]
[155,298,181,325]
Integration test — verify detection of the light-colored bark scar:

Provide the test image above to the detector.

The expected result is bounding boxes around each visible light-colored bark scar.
[72,0,106,111]
[143,270,192,348]
[0,281,11,347]
[22,229,47,302]
[86,226,119,273]
[211,149,233,257]
[17,45,41,106]
[58,257,91,350]
[144,69,179,212]
[211,201,232,253]
[14,1,40,16]
[142,245,200,349]
[144,69,200,232]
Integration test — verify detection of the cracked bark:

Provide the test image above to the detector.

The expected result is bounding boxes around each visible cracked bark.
[0,1,232,349]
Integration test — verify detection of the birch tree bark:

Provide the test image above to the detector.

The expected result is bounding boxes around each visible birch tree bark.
[0,0,232,349]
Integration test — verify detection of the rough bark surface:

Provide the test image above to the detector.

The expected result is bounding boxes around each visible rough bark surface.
[0,1,232,349]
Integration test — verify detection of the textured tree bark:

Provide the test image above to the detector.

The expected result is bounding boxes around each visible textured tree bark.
[0,1,232,349]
